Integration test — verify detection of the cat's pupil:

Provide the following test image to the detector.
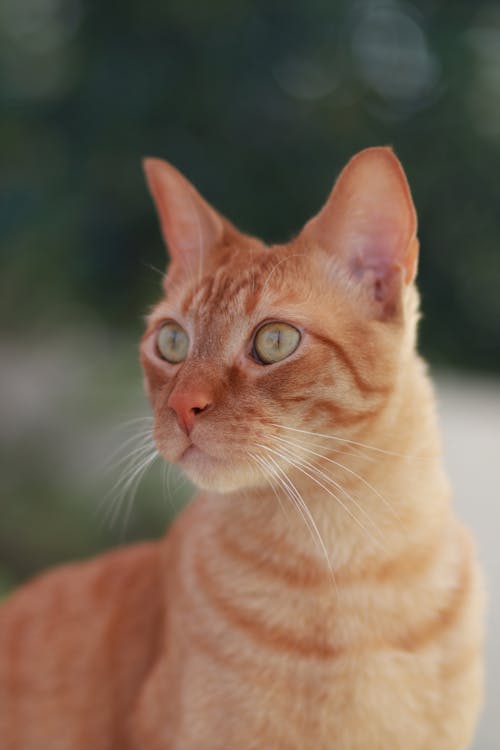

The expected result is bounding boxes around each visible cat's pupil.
[268,331,280,350]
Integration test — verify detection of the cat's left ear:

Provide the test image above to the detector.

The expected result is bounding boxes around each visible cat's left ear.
[300,147,418,318]
[143,157,227,271]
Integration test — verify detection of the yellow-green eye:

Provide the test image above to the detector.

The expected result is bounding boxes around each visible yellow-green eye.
[157,321,189,364]
[252,322,301,365]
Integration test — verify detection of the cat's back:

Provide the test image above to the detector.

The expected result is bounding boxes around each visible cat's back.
[0,540,165,750]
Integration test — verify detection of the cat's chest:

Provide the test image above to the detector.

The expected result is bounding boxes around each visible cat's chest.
[139,567,348,750]
[149,517,347,740]
[130,508,477,750]
[174,509,343,661]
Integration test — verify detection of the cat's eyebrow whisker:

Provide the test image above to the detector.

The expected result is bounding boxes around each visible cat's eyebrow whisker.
[259,253,308,298]
[257,443,382,550]
[273,434,399,521]
[270,423,432,460]
[142,260,166,280]
[271,438,384,535]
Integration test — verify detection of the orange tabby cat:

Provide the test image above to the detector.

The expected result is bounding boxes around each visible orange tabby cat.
[0,148,484,749]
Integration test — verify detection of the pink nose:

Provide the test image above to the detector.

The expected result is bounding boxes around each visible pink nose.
[167,389,212,435]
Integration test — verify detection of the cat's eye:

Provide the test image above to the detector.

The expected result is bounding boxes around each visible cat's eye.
[252,322,301,365]
[157,321,189,364]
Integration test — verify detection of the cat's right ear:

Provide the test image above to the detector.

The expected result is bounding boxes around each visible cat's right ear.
[299,147,418,319]
[143,158,225,271]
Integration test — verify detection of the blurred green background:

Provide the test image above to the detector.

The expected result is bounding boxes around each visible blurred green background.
[3,0,500,370]
[1,2,500,745]
[2,0,500,577]
[1,0,500,596]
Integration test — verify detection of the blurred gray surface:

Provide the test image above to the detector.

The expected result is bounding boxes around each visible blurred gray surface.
[436,375,499,750]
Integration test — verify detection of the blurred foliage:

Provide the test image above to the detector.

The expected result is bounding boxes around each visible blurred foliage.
[0,333,192,588]
[1,0,500,590]
[1,0,500,369]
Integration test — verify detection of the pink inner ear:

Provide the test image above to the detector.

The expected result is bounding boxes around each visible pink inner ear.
[301,148,418,300]
[348,217,406,278]
[143,158,224,267]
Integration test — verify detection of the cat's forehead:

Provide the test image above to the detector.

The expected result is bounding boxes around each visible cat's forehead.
[179,260,258,317]
[171,246,315,322]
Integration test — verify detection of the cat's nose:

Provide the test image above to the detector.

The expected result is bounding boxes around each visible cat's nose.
[167,389,213,435]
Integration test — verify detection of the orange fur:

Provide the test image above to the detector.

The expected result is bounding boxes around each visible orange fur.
[0,148,484,749]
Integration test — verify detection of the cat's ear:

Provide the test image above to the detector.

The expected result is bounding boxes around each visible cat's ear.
[143,158,225,270]
[301,147,418,318]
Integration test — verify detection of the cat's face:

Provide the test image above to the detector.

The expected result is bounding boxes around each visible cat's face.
[140,148,419,493]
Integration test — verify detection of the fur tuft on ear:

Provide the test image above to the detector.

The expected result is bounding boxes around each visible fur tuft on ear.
[300,147,418,318]
[143,158,226,271]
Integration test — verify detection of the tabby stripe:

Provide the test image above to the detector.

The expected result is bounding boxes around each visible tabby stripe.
[395,537,471,652]
[195,539,471,659]
[216,524,443,589]
[314,332,391,396]
[216,528,330,588]
[194,549,342,659]
[304,399,386,428]
[183,274,215,314]
[217,276,253,309]
[180,285,198,314]
[204,272,227,308]
[244,287,261,315]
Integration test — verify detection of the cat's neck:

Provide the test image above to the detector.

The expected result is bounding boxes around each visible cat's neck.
[201,356,451,575]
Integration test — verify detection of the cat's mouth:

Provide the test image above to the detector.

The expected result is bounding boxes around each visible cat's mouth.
[173,438,255,493]
[154,419,258,492]
[178,440,219,468]
[179,442,202,461]
[176,442,226,491]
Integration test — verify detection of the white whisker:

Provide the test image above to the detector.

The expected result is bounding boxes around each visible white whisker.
[121,453,159,532]
[103,447,158,530]
[104,433,156,474]
[249,452,290,522]
[271,423,430,460]
[259,253,307,298]
[272,438,384,533]
[258,443,381,549]
[273,434,399,520]
[255,448,336,586]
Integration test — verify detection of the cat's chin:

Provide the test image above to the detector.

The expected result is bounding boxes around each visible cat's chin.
[176,444,259,494]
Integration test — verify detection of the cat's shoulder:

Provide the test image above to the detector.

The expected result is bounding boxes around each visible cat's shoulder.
[0,539,163,628]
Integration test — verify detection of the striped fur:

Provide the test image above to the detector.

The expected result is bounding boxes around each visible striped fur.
[0,149,484,749]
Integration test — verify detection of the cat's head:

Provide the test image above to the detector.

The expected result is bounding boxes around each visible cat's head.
[140,148,419,493]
